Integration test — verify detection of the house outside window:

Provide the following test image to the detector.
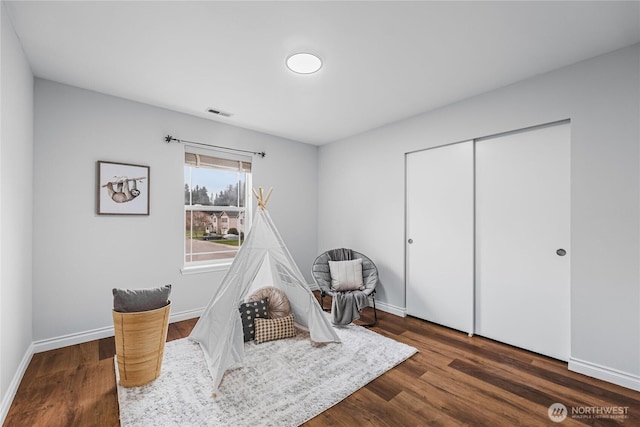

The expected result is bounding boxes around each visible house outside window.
[184,148,251,269]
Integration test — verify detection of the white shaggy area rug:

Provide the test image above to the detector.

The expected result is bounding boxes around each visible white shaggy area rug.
[116,322,417,427]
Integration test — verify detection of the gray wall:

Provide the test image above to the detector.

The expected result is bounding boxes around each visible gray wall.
[318,44,640,386]
[32,79,318,342]
[0,1,34,415]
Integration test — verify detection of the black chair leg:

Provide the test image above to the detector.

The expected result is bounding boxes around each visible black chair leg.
[359,294,378,327]
[319,291,330,312]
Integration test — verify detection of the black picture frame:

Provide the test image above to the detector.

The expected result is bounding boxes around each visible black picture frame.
[97,161,150,215]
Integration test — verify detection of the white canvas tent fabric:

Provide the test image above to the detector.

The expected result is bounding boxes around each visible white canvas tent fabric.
[189,206,340,392]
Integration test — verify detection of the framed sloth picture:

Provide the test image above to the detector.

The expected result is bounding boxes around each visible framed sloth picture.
[97,161,150,215]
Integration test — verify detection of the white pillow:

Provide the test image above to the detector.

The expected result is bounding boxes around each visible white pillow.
[328,259,365,291]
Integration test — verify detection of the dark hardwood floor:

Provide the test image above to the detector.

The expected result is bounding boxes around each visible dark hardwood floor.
[4,304,639,426]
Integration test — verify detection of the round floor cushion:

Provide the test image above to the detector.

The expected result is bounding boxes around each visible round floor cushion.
[246,286,291,319]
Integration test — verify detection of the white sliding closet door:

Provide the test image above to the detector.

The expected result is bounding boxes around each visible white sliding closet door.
[475,123,570,361]
[406,141,474,334]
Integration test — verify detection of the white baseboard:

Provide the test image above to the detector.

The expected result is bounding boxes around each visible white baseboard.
[33,325,115,353]
[168,307,204,323]
[32,307,205,354]
[376,300,406,317]
[569,357,640,392]
[0,343,34,424]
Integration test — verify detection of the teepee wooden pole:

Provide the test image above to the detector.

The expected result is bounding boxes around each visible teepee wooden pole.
[252,187,260,200]
[253,186,273,210]
[263,188,273,207]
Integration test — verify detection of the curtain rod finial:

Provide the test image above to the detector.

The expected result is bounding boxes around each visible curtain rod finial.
[164,135,174,143]
[258,152,266,158]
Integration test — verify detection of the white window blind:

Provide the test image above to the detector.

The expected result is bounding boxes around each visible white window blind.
[184,152,251,173]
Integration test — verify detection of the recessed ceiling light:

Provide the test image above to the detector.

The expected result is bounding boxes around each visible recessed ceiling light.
[286,53,322,74]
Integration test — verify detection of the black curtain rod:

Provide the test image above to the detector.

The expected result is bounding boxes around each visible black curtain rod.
[164,135,266,158]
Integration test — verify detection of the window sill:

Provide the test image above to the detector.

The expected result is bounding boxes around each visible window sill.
[181,262,232,275]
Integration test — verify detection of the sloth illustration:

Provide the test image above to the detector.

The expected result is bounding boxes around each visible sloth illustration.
[104,176,143,203]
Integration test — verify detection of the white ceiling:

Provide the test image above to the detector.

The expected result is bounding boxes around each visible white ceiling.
[5,1,640,145]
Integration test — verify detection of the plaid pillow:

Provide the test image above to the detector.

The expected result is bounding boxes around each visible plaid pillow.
[239,298,269,342]
[254,314,296,344]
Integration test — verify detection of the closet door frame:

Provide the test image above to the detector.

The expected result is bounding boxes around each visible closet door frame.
[404,120,571,361]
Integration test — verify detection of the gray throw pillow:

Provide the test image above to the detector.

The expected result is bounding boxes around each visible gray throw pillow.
[113,284,172,313]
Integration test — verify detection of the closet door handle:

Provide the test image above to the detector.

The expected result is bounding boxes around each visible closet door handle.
[408,239,414,244]
[556,248,566,256]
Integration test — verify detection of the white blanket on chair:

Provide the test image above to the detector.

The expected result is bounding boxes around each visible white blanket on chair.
[331,291,369,325]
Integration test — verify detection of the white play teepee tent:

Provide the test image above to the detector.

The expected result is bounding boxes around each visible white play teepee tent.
[189,188,340,392]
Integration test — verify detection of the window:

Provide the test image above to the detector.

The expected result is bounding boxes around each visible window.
[184,149,251,269]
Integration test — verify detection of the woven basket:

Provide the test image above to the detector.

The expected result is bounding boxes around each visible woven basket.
[113,302,171,387]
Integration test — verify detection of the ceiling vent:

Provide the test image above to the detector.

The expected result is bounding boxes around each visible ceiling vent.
[207,108,233,118]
